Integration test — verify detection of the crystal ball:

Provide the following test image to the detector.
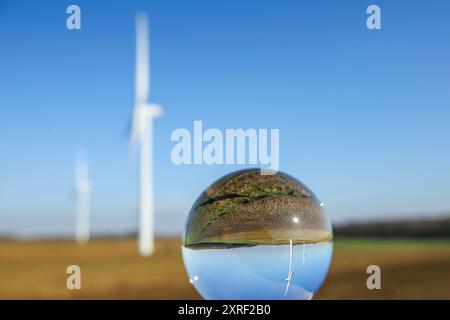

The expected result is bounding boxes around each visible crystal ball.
[182,169,333,300]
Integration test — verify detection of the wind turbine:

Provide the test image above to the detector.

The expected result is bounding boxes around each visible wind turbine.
[285,239,295,296]
[75,152,91,244]
[130,12,162,257]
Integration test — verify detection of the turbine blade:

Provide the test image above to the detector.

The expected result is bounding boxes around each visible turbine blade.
[135,12,150,105]
[123,116,132,140]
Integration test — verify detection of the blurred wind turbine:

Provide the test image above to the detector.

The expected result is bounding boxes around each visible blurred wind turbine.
[302,242,306,266]
[130,12,162,257]
[75,152,91,244]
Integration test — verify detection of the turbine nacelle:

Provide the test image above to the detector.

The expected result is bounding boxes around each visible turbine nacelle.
[131,103,162,144]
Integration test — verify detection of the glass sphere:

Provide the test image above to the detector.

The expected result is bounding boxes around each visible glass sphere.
[182,169,333,300]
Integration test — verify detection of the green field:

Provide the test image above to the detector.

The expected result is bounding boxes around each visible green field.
[0,237,449,299]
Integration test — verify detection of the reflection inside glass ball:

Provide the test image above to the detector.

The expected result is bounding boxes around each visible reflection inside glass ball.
[182,169,333,300]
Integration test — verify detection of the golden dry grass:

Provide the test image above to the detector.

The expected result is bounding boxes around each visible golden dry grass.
[0,238,449,299]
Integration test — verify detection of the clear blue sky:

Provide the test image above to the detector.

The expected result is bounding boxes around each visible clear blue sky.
[1,0,450,237]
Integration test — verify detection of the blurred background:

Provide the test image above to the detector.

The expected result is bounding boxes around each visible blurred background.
[0,0,449,299]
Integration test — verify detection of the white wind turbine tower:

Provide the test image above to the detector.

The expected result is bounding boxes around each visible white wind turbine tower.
[75,152,91,244]
[131,12,162,257]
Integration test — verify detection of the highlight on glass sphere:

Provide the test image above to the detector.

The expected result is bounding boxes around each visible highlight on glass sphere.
[182,168,333,300]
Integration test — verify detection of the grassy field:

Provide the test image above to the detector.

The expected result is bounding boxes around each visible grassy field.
[0,237,449,299]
